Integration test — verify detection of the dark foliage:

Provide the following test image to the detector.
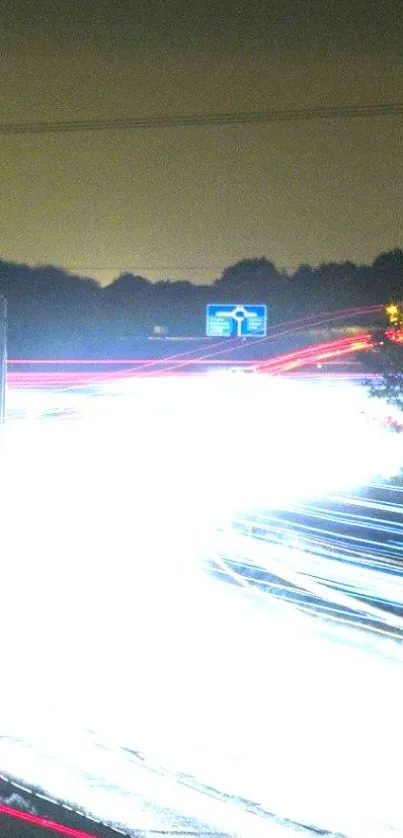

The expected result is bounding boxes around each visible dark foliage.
[364,340,403,411]
[0,249,402,357]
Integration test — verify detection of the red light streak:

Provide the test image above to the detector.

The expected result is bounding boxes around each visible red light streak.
[0,804,99,838]
[386,328,403,344]
[6,333,373,387]
[257,333,373,373]
[6,316,377,387]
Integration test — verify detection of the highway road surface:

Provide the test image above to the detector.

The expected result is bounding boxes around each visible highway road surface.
[1,371,403,838]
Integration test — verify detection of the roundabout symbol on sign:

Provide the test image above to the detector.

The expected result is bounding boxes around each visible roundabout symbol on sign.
[216,305,259,336]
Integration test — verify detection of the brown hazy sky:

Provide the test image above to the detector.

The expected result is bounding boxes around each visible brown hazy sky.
[1,0,402,285]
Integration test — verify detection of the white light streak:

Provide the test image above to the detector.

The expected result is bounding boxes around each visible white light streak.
[1,373,403,836]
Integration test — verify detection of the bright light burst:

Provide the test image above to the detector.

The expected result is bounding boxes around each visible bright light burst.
[1,372,403,837]
[6,373,402,522]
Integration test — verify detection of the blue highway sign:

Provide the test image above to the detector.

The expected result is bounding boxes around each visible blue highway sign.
[206,304,267,337]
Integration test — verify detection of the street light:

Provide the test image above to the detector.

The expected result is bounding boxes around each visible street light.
[385,302,402,326]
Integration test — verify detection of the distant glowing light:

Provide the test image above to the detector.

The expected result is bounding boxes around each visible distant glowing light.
[385,303,401,325]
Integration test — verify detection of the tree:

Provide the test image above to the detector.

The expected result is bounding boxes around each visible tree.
[365,338,403,412]
[371,249,403,302]
[214,258,282,298]
[372,248,403,272]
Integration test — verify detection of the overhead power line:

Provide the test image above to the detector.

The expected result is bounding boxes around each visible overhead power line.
[63,264,296,275]
[65,265,226,272]
[1,103,402,135]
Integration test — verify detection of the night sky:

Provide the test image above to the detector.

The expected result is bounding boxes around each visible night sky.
[1,0,402,285]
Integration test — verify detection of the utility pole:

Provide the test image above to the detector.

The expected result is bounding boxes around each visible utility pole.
[0,295,7,426]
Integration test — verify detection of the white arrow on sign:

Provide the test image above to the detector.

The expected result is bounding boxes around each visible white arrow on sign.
[215,306,258,335]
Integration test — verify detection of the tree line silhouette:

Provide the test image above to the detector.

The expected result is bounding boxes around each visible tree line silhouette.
[1,249,402,357]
